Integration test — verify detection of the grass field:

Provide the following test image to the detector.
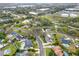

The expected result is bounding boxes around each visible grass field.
[45,48,56,56]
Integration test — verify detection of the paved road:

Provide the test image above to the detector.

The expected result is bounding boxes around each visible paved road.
[34,31,44,56]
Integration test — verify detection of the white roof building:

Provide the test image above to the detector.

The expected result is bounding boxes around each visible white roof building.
[22,20,30,24]
[0,44,4,48]
[29,12,38,15]
[61,13,78,18]
[70,13,77,18]
[38,8,49,11]
[61,13,69,17]
[7,34,13,39]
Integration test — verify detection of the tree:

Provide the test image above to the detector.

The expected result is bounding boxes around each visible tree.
[0,32,6,39]
[75,48,79,56]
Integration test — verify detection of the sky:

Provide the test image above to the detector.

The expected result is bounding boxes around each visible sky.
[0,0,79,3]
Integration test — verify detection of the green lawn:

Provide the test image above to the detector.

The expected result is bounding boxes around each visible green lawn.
[55,33,63,39]
[45,48,56,56]
[32,41,38,48]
